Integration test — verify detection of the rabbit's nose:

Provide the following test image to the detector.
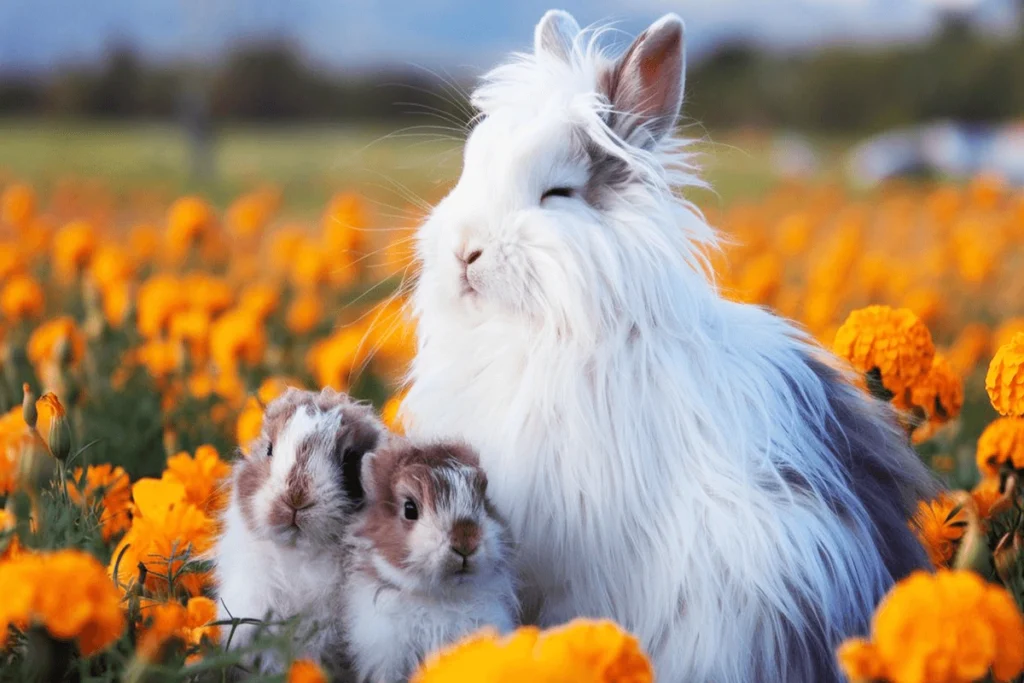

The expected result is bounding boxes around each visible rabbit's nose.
[450,518,481,558]
[458,248,483,266]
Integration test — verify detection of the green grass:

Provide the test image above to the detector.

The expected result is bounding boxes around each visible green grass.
[0,119,854,219]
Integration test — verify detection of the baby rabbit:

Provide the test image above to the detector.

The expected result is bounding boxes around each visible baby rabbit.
[343,439,518,683]
[213,387,384,677]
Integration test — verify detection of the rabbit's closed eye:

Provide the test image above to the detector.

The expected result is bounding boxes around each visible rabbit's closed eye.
[541,186,576,202]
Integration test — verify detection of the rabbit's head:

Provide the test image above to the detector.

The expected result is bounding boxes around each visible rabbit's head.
[415,10,716,347]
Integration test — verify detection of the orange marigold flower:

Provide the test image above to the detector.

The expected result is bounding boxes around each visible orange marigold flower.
[412,619,653,683]
[987,332,1024,418]
[836,638,885,682]
[239,282,280,321]
[137,274,186,338]
[69,464,132,542]
[53,219,98,279]
[102,281,132,328]
[162,445,231,517]
[182,273,234,317]
[0,407,30,495]
[833,305,936,397]
[288,659,329,683]
[27,316,85,369]
[953,231,996,285]
[290,238,329,290]
[0,549,125,655]
[137,596,220,662]
[306,327,365,391]
[286,292,323,335]
[137,600,187,660]
[909,353,963,425]
[136,338,185,382]
[109,478,216,597]
[837,569,1024,683]
[968,172,1006,210]
[976,417,1024,479]
[0,274,45,321]
[210,307,267,373]
[227,187,279,241]
[269,225,306,278]
[89,244,134,292]
[733,252,782,306]
[364,298,416,379]
[168,307,211,365]
[911,494,966,568]
[382,391,406,436]
[1,183,36,230]
[258,376,298,406]
[323,191,368,252]
[776,212,812,257]
[167,196,216,259]
[236,377,301,454]
[0,241,24,282]
[236,398,264,454]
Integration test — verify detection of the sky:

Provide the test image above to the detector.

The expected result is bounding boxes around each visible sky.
[0,0,1017,74]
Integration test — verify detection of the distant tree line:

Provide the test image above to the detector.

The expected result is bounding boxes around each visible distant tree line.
[1,18,1022,132]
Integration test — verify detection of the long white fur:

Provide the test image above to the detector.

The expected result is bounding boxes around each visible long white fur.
[401,10,931,683]
[212,408,350,674]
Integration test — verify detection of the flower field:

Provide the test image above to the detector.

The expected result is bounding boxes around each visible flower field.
[1,169,1024,682]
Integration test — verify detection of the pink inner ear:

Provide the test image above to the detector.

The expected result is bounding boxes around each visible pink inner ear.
[602,20,684,143]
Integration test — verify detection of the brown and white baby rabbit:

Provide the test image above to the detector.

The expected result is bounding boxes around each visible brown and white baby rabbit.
[343,440,518,683]
[212,387,384,676]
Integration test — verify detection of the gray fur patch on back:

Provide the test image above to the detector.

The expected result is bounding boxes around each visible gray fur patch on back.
[759,353,941,682]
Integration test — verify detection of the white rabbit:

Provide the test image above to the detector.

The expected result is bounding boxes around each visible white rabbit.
[401,9,940,683]
[342,439,517,683]
[212,387,384,678]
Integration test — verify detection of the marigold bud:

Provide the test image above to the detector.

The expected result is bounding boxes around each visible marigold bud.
[21,383,37,429]
[45,404,71,463]
[951,492,991,575]
[994,532,1023,585]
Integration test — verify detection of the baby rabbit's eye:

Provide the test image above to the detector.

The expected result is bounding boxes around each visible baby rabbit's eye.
[403,499,419,521]
[266,442,273,458]
[541,187,575,203]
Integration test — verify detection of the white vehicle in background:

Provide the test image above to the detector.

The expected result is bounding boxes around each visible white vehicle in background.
[846,120,1024,186]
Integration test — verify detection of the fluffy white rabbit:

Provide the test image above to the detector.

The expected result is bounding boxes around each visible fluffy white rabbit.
[401,8,940,683]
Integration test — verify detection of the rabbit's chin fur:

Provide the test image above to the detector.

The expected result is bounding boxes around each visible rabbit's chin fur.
[402,12,940,683]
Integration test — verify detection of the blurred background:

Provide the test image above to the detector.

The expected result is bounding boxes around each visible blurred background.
[2,0,1024,211]
[0,1,1020,494]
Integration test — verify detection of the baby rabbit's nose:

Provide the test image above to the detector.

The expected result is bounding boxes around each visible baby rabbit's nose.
[450,519,481,558]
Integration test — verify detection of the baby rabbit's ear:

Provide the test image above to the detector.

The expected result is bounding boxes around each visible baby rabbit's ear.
[359,452,379,504]
[603,14,686,146]
[534,9,580,63]
[336,411,382,508]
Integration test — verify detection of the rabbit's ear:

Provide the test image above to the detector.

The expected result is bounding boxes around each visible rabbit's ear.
[602,13,686,145]
[359,452,379,503]
[534,9,580,63]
